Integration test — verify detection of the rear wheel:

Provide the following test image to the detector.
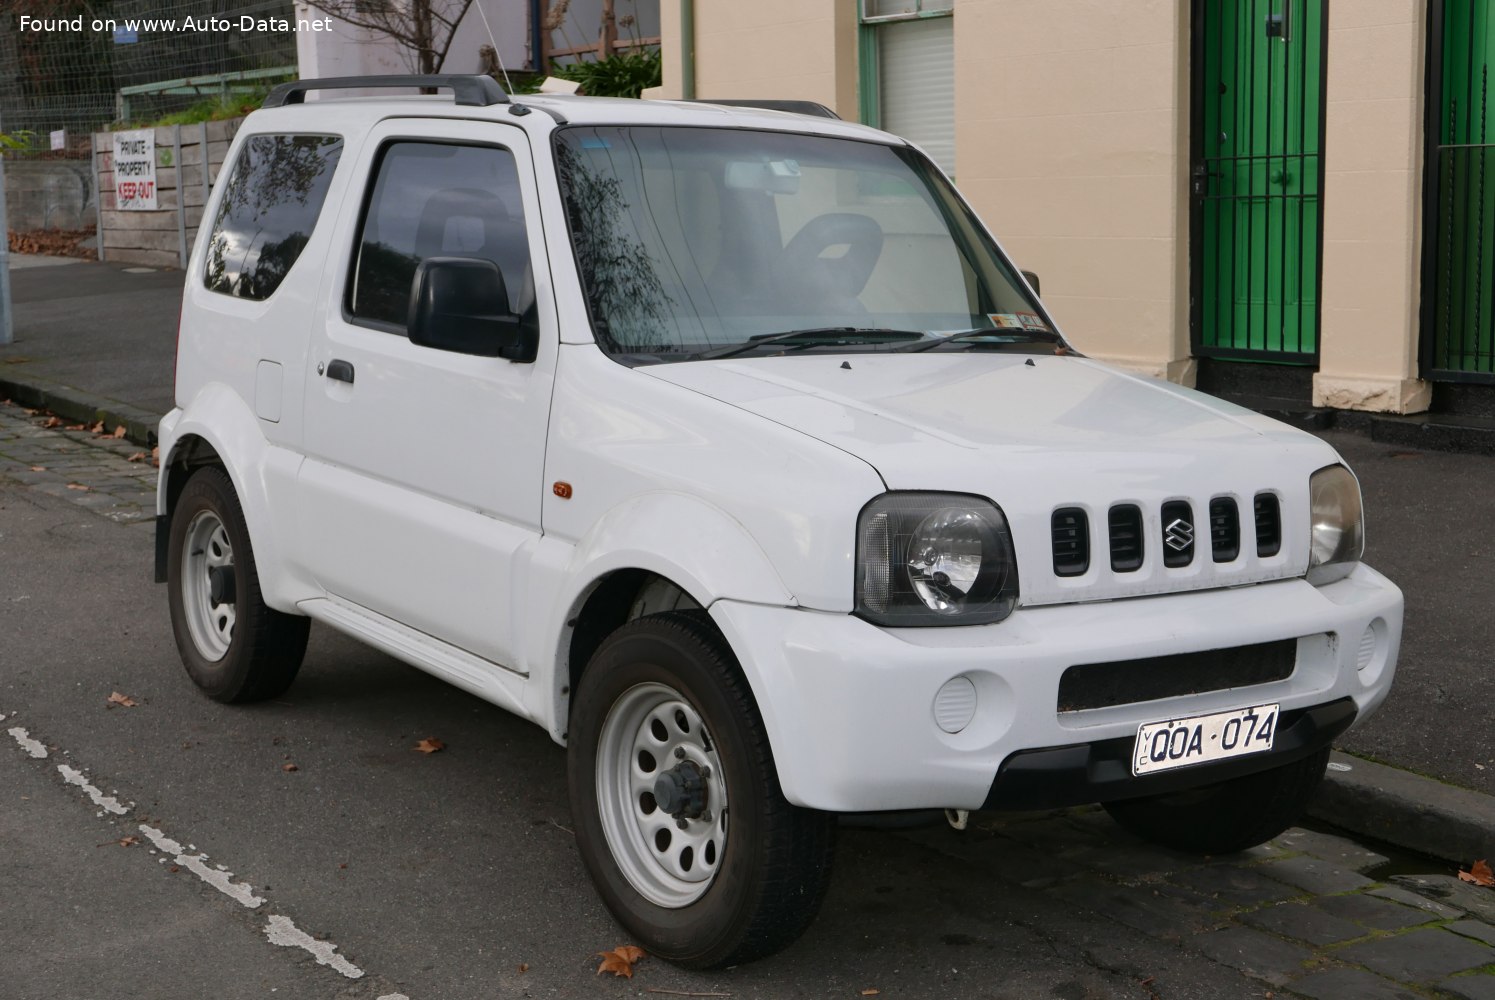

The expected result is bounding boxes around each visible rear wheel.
[568,612,835,968]
[1102,748,1331,854]
[167,467,309,703]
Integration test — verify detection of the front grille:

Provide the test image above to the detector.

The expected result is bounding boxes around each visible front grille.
[1209,497,1241,563]
[1254,492,1282,557]
[1160,500,1195,568]
[1057,638,1298,712]
[1051,507,1090,577]
[1108,504,1144,573]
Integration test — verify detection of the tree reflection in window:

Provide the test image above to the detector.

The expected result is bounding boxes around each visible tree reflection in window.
[554,137,674,351]
[204,135,343,301]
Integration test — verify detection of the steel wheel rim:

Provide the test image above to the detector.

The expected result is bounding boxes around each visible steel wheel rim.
[182,510,236,661]
[596,681,729,908]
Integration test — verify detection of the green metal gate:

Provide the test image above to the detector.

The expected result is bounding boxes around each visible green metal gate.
[1423,1,1495,382]
[1191,0,1326,363]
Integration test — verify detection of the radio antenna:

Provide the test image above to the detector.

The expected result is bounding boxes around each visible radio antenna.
[473,2,514,93]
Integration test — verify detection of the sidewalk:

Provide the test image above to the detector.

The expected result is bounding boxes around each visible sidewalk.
[0,255,180,441]
[1,254,1492,870]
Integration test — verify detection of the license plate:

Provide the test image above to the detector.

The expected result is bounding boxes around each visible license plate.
[1131,703,1279,776]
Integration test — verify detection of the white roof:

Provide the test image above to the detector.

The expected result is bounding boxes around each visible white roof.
[242,91,899,145]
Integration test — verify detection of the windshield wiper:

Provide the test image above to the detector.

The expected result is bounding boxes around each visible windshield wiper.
[891,327,1064,353]
[691,327,925,361]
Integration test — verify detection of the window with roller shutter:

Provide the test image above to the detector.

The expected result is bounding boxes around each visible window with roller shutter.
[858,0,955,178]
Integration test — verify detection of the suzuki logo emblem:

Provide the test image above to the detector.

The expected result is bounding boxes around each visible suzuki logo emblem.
[1164,518,1194,552]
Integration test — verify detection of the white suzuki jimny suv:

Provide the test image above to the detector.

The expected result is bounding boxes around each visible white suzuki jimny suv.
[158,75,1403,967]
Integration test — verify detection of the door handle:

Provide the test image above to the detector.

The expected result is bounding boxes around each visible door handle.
[325,359,355,384]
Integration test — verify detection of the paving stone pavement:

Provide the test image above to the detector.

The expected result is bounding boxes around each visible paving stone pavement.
[908,808,1495,999]
[0,397,158,528]
[5,391,1494,999]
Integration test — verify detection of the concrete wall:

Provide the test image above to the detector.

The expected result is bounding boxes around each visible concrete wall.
[3,160,95,232]
[1314,1,1430,413]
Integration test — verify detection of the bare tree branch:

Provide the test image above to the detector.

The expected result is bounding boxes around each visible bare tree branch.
[305,0,477,75]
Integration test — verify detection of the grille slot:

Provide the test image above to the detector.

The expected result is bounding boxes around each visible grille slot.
[1108,504,1145,573]
[1057,638,1298,712]
[1254,492,1282,557]
[1051,507,1090,577]
[1209,497,1241,563]
[1160,500,1195,568]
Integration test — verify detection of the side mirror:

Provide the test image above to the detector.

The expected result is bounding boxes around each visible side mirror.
[1021,269,1041,298]
[407,257,536,362]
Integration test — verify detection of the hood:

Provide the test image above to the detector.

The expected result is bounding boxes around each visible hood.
[644,353,1335,606]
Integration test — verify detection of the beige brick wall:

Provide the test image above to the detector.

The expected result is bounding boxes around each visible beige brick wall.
[1314,0,1430,412]
[952,0,1192,381]
[655,0,858,117]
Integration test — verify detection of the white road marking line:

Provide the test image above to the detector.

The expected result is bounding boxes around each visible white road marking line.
[6,713,402,993]
[264,915,364,979]
[138,825,265,909]
[57,764,130,815]
[8,726,48,759]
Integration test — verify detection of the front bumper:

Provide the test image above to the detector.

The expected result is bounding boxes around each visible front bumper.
[708,563,1402,813]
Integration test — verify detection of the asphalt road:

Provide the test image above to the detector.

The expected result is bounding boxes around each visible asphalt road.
[1317,430,1495,795]
[4,407,1494,1000]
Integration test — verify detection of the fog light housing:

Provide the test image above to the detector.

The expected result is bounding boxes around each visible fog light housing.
[933,675,978,734]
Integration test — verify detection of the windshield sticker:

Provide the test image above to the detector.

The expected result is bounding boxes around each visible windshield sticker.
[580,137,612,149]
[1016,312,1050,332]
[988,313,1023,329]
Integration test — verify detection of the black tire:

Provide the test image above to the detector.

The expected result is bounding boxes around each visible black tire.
[568,611,835,969]
[166,466,309,703]
[1102,748,1331,855]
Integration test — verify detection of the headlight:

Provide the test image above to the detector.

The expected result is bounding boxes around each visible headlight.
[1307,464,1364,585]
[856,492,1019,626]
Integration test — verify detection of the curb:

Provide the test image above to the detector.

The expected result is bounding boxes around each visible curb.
[1310,751,1495,866]
[0,371,162,448]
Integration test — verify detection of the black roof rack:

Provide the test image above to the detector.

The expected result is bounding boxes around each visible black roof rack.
[690,99,841,120]
[263,75,510,109]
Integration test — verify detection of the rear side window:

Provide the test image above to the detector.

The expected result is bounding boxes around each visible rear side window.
[348,142,530,330]
[203,134,343,301]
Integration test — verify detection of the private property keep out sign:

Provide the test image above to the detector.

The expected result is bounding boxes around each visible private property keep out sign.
[113,129,157,210]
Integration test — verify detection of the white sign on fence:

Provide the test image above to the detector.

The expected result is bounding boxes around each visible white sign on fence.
[112,129,157,210]
[49,129,65,151]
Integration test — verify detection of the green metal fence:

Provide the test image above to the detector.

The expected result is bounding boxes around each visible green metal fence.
[1424,0,1495,381]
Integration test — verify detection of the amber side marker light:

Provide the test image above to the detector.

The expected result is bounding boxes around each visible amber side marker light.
[553,482,573,499]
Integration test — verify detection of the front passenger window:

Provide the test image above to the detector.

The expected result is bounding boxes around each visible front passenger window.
[348,142,532,331]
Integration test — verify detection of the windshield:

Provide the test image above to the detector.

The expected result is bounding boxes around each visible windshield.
[553,126,1057,361]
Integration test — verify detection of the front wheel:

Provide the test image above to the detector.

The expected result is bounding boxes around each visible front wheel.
[1102,748,1331,854]
[568,612,835,968]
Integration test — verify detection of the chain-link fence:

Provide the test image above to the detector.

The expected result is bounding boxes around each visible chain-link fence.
[2,0,298,157]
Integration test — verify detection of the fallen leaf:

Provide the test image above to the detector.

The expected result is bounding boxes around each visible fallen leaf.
[861,991,881,997]
[596,945,646,978]
[106,691,137,707]
[151,446,159,459]
[66,483,90,491]
[126,452,145,463]
[42,416,62,428]
[29,465,45,472]
[168,865,180,873]
[90,420,105,434]
[1458,859,1494,887]
[338,862,347,869]
[64,423,86,431]
[413,738,445,754]
[112,425,128,439]
[517,963,529,973]
[96,835,139,848]
[281,762,299,772]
